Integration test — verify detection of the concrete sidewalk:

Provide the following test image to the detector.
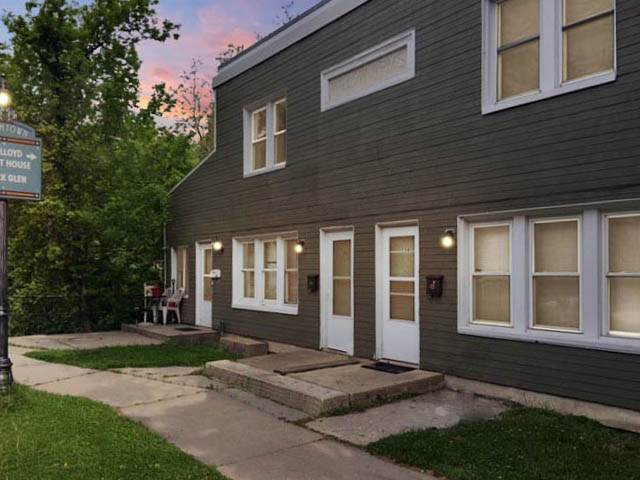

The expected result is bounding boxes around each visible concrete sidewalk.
[9,344,434,480]
[10,330,162,350]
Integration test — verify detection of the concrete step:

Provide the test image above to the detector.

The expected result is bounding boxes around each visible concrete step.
[220,335,269,357]
[207,360,349,416]
[206,359,444,417]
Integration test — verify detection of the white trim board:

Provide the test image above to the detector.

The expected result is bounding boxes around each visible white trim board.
[213,0,371,88]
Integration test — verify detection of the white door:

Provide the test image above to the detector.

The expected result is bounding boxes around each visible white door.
[195,243,213,327]
[380,226,419,364]
[321,230,354,355]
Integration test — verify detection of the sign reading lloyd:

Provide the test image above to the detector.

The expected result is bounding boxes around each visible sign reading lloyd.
[0,121,42,201]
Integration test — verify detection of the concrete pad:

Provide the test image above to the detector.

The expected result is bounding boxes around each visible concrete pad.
[35,371,203,408]
[122,323,219,345]
[292,364,444,408]
[307,389,510,446]
[9,331,161,350]
[219,387,309,422]
[240,350,353,373]
[121,391,321,467]
[220,334,269,357]
[207,360,349,416]
[219,439,434,480]
[13,362,96,386]
[9,334,75,350]
[268,341,310,354]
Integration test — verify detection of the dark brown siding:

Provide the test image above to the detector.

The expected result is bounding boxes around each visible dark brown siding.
[167,0,640,410]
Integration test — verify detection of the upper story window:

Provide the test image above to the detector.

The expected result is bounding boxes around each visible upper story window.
[244,98,287,177]
[482,0,616,114]
[232,233,299,315]
[321,30,416,112]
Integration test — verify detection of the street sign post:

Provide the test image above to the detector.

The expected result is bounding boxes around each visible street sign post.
[0,82,42,394]
[0,122,42,201]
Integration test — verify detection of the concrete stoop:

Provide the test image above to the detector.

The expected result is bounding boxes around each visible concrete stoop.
[206,359,444,417]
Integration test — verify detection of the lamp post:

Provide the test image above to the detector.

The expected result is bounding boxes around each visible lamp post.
[0,74,13,395]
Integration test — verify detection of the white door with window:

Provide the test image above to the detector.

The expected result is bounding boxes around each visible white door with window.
[321,230,354,355]
[380,226,419,364]
[196,243,213,328]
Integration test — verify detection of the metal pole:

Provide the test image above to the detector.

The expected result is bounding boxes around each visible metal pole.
[0,199,12,394]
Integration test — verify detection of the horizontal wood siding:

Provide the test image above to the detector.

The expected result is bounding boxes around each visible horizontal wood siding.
[167,0,640,410]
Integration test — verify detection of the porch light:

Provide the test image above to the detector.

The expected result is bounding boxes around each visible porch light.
[294,241,305,254]
[212,240,224,253]
[440,229,456,249]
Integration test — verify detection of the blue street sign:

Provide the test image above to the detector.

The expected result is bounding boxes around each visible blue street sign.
[0,122,42,201]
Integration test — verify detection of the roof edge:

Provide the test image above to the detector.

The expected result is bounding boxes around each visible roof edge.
[169,147,216,195]
[212,0,370,89]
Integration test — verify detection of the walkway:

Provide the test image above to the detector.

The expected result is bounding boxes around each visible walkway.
[10,342,434,480]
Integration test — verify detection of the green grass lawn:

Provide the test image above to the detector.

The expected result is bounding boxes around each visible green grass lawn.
[25,344,237,370]
[367,407,640,480]
[0,384,225,480]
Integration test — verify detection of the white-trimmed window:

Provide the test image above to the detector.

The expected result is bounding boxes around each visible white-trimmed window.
[482,0,616,113]
[321,30,415,111]
[172,246,188,295]
[243,98,287,177]
[459,208,640,355]
[606,213,640,338]
[472,223,512,326]
[233,233,299,315]
[531,218,581,332]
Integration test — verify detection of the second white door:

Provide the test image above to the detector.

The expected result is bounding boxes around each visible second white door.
[321,230,354,356]
[380,226,419,364]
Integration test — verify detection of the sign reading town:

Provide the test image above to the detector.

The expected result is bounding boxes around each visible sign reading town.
[0,121,42,201]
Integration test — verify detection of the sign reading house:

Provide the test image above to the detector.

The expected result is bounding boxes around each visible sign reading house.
[0,122,42,201]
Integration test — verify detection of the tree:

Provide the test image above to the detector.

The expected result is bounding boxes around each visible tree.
[2,0,198,335]
[171,58,215,156]
[273,1,298,27]
[215,43,245,68]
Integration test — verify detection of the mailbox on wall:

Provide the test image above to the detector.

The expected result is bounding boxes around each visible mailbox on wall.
[426,275,444,298]
[307,274,320,293]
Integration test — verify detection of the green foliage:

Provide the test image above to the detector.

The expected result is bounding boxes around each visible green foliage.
[367,407,640,480]
[26,344,238,370]
[0,384,226,479]
[0,1,200,334]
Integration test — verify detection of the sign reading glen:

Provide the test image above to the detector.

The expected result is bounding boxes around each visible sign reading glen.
[0,122,42,201]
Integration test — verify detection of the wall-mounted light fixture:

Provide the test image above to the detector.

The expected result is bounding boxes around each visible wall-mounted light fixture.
[295,240,305,254]
[440,229,456,249]
[212,239,224,253]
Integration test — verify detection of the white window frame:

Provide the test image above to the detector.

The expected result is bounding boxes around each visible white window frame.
[603,212,640,340]
[320,29,416,112]
[241,241,255,301]
[243,97,286,177]
[530,217,583,333]
[482,0,617,114]
[171,246,189,297]
[232,232,298,315]
[458,207,640,355]
[273,99,287,166]
[469,221,514,327]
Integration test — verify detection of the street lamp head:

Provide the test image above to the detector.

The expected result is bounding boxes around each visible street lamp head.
[0,74,12,110]
[0,91,11,109]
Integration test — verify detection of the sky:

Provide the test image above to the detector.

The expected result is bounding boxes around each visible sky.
[0,0,321,110]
